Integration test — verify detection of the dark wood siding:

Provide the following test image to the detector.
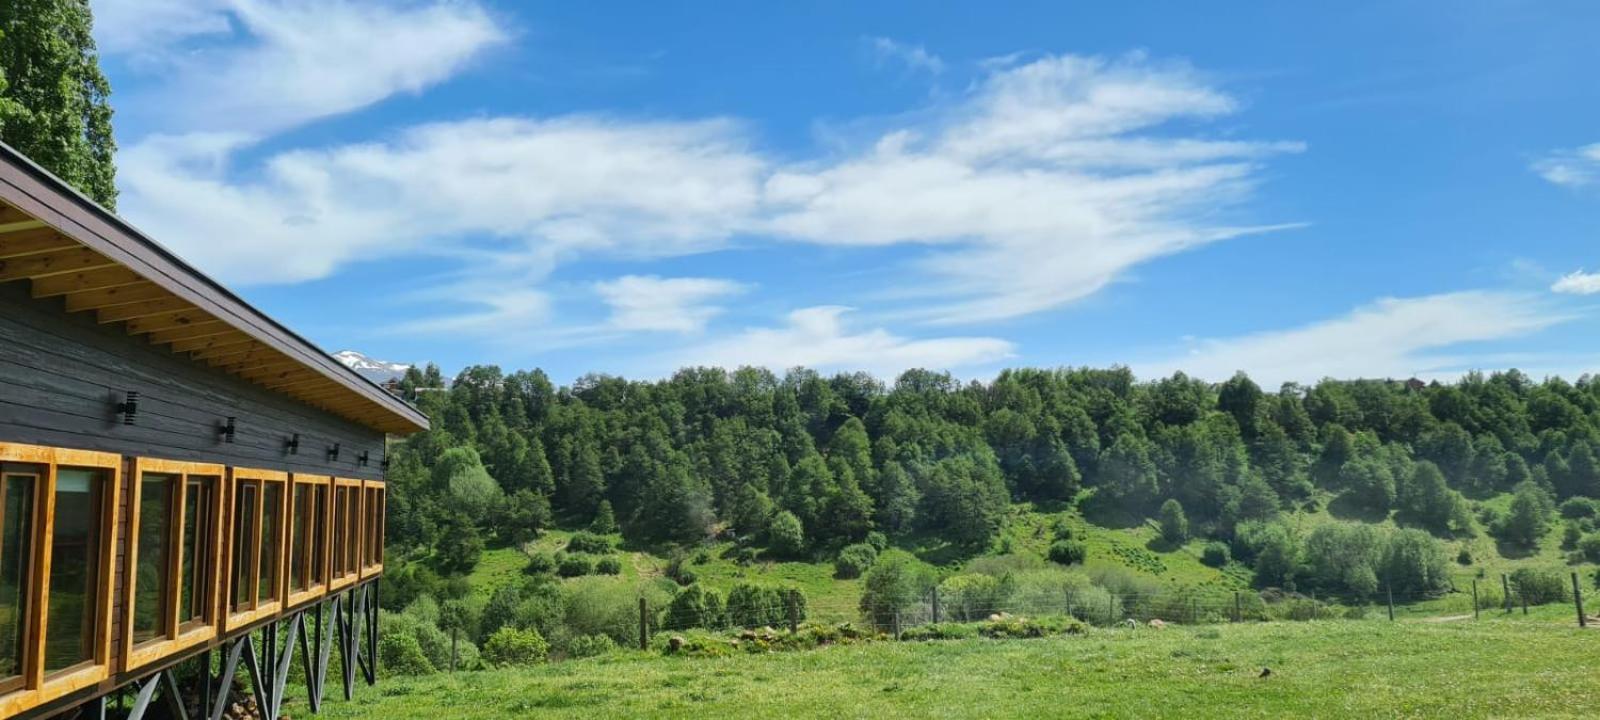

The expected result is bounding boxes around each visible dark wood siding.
[0,281,386,477]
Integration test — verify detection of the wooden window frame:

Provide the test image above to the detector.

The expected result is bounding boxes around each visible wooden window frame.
[285,474,332,608]
[358,481,385,579]
[0,443,121,718]
[122,458,224,673]
[222,468,288,632]
[327,478,363,592]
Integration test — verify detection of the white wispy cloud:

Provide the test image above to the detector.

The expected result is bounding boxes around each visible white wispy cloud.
[762,53,1303,324]
[1552,269,1600,295]
[678,306,1014,376]
[117,118,766,284]
[1134,291,1570,386]
[104,22,1301,351]
[594,275,747,333]
[1532,142,1600,187]
[867,36,945,75]
[98,0,505,136]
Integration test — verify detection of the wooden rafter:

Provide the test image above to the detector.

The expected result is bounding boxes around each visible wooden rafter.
[96,296,198,324]
[29,266,146,298]
[123,308,217,335]
[165,328,249,352]
[0,247,117,281]
[0,228,76,259]
[219,355,300,376]
[61,281,165,312]
[190,340,270,363]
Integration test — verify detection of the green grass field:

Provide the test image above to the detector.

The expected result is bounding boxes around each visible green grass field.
[293,613,1600,719]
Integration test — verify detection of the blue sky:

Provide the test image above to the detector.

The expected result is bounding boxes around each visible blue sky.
[89,0,1600,385]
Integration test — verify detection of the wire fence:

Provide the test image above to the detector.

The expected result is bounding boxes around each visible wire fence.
[638,571,1597,647]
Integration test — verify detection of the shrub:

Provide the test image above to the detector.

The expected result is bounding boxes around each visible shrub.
[594,556,623,575]
[1561,496,1598,519]
[1510,567,1569,606]
[1051,517,1075,541]
[865,531,889,553]
[1498,481,1555,548]
[769,511,806,558]
[565,633,616,659]
[557,553,593,578]
[654,630,736,658]
[378,622,436,675]
[664,584,726,631]
[1456,546,1472,566]
[564,577,673,646]
[1564,521,1584,550]
[523,552,556,576]
[1048,539,1087,566]
[1580,534,1600,563]
[567,531,616,555]
[482,626,549,667]
[979,615,1087,639]
[835,543,878,579]
[937,574,1003,622]
[726,583,793,628]
[860,550,936,628]
[1201,542,1231,568]
[1158,499,1189,544]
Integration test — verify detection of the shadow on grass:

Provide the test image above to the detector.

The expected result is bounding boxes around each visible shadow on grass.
[1326,492,1391,523]
[1078,490,1145,530]
[1495,539,1541,560]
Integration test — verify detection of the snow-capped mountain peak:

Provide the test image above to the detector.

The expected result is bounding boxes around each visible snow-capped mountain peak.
[332,350,413,384]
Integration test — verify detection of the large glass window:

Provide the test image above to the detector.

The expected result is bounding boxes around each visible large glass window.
[131,474,175,645]
[179,477,216,628]
[43,468,106,674]
[0,468,38,692]
[290,484,309,593]
[124,459,222,673]
[230,484,257,613]
[258,482,281,604]
[226,471,287,622]
[288,480,330,597]
[331,486,349,581]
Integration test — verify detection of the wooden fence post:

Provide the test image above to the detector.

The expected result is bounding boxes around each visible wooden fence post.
[787,590,800,633]
[639,597,649,650]
[1386,581,1395,622]
[1472,579,1479,620]
[1502,574,1512,614]
[1573,572,1586,628]
[931,587,941,625]
[1234,591,1241,623]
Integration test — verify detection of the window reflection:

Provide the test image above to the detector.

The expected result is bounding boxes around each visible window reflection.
[0,469,38,689]
[44,468,104,673]
[132,475,175,645]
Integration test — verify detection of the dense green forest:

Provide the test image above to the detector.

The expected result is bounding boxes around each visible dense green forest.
[383,365,1598,604]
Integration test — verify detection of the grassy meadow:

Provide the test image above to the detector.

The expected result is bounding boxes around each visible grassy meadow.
[294,611,1598,719]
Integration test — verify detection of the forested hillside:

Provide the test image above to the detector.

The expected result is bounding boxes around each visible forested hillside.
[384,364,1599,603]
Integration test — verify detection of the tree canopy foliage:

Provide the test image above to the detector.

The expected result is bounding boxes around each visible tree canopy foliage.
[388,365,1587,583]
[0,0,117,206]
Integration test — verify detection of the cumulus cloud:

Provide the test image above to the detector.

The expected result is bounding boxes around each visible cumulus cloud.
[1135,291,1569,386]
[1552,269,1600,295]
[867,37,945,75]
[678,306,1014,376]
[1533,143,1600,187]
[594,275,747,333]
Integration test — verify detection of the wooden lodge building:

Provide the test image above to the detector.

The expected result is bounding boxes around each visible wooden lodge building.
[0,143,428,718]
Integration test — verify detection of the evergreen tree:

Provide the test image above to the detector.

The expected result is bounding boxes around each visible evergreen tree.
[0,0,117,206]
